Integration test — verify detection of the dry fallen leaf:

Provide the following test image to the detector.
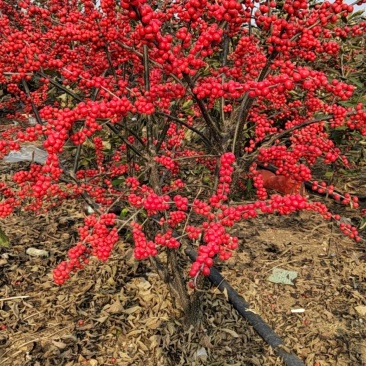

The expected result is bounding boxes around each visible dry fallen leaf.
[93,315,109,323]
[355,305,366,317]
[221,328,239,338]
[52,340,67,349]
[123,306,141,314]
[107,296,123,314]
[145,317,161,329]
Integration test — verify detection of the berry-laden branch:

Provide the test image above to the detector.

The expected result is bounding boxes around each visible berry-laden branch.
[0,0,365,326]
[183,73,223,147]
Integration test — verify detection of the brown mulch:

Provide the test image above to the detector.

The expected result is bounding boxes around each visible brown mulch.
[0,162,366,366]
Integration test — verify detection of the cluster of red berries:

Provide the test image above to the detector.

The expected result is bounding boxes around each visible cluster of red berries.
[208,0,243,23]
[167,211,187,227]
[134,96,155,115]
[131,222,157,260]
[193,199,212,217]
[176,27,192,48]
[252,170,268,200]
[186,225,202,240]
[189,24,223,58]
[311,181,359,208]
[143,193,170,213]
[53,213,118,284]
[348,104,366,135]
[154,229,180,249]
[155,156,178,173]
[173,195,188,211]
[334,216,361,242]
[230,36,267,78]
[0,200,15,217]
[209,153,236,207]
[189,221,239,278]
[54,260,79,285]
[126,177,140,190]
[180,0,207,22]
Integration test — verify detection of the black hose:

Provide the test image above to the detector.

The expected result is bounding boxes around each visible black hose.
[185,248,306,366]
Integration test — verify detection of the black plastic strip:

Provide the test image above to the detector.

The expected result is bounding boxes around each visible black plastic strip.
[185,248,306,366]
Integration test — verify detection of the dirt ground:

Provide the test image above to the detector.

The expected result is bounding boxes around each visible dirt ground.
[0,160,366,366]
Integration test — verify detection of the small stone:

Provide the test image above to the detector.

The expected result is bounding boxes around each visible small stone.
[26,248,49,257]
[195,347,208,361]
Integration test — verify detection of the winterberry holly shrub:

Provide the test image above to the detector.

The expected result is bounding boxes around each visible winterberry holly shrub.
[0,0,365,311]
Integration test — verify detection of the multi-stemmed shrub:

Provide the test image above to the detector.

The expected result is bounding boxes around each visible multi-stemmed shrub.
[0,0,365,314]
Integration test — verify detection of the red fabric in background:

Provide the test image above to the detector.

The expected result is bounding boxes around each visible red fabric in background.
[258,169,305,195]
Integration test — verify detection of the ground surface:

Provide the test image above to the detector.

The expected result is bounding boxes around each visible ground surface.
[0,160,366,366]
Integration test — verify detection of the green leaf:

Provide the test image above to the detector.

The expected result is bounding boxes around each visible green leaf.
[246,179,253,191]
[202,176,212,184]
[0,227,10,247]
[112,178,125,187]
[338,101,355,107]
[348,10,365,19]
[182,100,193,109]
[338,169,358,177]
[120,208,129,219]
[348,78,365,89]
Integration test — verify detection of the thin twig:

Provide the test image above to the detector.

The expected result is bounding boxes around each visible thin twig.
[116,208,143,233]
[156,117,172,152]
[96,20,117,80]
[232,51,278,156]
[114,40,185,86]
[183,74,222,147]
[220,24,229,130]
[143,44,150,92]
[143,44,154,152]
[261,109,366,149]
[0,296,30,302]
[156,112,216,151]
[38,70,83,102]
[21,79,44,125]
[67,171,103,214]
[106,122,147,159]
[116,117,146,147]
[238,108,366,169]
[72,144,82,174]
[173,154,218,161]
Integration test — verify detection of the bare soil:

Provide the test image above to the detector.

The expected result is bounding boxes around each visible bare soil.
[1,161,366,366]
